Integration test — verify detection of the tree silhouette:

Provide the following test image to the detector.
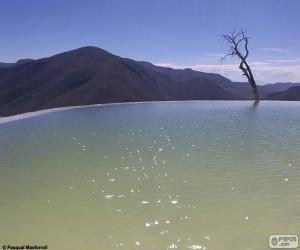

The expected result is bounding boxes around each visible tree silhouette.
[221,29,260,101]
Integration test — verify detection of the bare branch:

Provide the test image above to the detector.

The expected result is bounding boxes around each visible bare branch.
[221,29,260,101]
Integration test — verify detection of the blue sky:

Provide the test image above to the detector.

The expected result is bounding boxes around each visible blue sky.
[1,0,300,83]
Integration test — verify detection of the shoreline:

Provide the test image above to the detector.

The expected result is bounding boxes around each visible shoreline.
[0,100,297,125]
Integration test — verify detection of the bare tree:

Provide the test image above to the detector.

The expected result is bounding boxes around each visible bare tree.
[221,29,260,101]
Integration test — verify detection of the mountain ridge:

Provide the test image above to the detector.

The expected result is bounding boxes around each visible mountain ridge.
[267,86,300,101]
[0,46,299,116]
[0,46,236,116]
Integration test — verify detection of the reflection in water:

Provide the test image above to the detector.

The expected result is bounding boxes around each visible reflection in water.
[0,101,299,250]
[252,100,260,108]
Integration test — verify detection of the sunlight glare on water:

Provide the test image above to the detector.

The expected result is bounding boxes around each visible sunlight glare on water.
[0,101,299,250]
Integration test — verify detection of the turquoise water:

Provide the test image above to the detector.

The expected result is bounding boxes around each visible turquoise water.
[0,101,299,250]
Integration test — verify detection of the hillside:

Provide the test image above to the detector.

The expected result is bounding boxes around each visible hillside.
[219,81,300,99]
[0,46,299,116]
[267,86,300,101]
[0,46,236,116]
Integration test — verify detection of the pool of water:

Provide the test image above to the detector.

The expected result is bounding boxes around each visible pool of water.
[0,101,299,250]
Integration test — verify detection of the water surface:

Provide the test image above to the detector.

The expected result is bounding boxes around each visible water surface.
[0,101,299,250]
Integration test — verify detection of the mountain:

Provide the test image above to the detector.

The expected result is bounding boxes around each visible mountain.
[0,59,34,68]
[139,62,300,100]
[219,81,300,99]
[0,47,236,116]
[0,62,13,68]
[0,46,299,116]
[266,86,300,101]
[259,82,300,97]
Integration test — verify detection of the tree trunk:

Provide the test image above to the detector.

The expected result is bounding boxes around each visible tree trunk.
[250,79,260,101]
[243,61,260,101]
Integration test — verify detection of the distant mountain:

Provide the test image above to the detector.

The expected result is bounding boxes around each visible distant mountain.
[0,59,34,68]
[218,81,300,99]
[260,82,300,95]
[0,46,298,116]
[0,47,235,116]
[0,62,13,68]
[266,86,300,101]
